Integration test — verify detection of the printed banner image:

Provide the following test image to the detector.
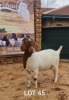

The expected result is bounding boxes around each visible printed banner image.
[0,0,34,55]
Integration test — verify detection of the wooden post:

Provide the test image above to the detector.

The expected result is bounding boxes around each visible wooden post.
[34,0,42,50]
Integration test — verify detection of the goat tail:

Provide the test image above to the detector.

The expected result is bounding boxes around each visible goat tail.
[57,45,63,54]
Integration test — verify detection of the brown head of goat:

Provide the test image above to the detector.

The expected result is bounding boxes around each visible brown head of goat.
[20,37,39,69]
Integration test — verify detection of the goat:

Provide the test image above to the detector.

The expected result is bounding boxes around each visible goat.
[20,37,39,69]
[26,45,63,88]
[2,35,10,46]
[2,41,6,46]
[9,38,15,47]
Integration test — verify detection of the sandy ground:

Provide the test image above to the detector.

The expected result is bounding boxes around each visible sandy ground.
[0,62,69,100]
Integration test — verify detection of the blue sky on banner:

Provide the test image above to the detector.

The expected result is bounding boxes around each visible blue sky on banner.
[41,0,69,8]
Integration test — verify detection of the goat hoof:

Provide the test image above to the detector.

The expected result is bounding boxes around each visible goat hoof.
[27,85,30,88]
[54,80,57,83]
[27,86,30,89]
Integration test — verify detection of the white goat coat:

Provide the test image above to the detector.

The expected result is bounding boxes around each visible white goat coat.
[26,46,63,88]
[26,49,60,71]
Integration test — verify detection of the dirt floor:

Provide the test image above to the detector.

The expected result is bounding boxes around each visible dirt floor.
[0,62,69,100]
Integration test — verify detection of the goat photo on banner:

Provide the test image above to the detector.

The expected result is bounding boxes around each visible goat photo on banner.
[0,0,34,55]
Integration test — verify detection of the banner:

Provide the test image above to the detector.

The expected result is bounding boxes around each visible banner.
[0,0,34,55]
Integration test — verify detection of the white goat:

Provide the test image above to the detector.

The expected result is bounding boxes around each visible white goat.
[26,45,63,88]
[2,41,6,46]
[9,38,15,47]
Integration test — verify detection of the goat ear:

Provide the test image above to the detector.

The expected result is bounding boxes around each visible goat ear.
[20,41,26,51]
[29,38,39,51]
[28,38,31,41]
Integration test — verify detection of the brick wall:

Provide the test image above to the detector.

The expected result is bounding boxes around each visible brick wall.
[0,55,23,64]
[42,19,69,28]
[34,0,42,50]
